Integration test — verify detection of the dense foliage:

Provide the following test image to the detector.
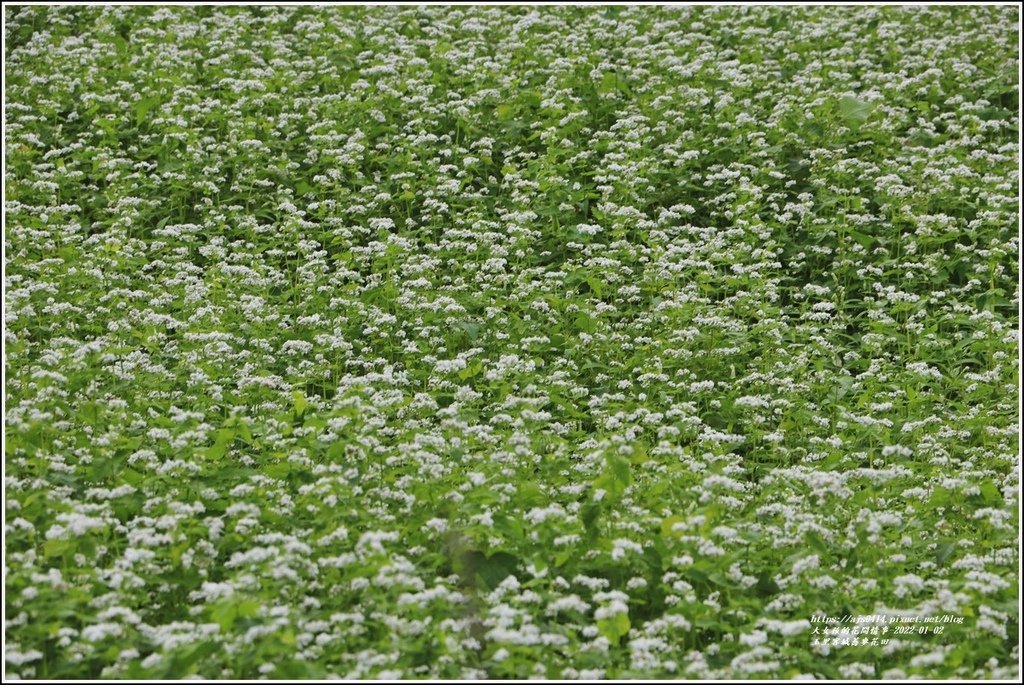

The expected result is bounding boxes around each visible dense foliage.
[4,4,1019,679]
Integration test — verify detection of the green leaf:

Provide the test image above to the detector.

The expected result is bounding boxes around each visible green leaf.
[210,601,237,631]
[135,96,161,127]
[599,71,627,95]
[238,599,261,618]
[121,468,147,486]
[44,538,71,560]
[642,544,664,573]
[597,611,631,643]
[477,551,519,591]
[205,440,228,461]
[608,453,632,487]
[661,514,685,538]
[209,597,260,634]
[77,535,97,557]
[929,487,952,508]
[235,421,253,444]
[847,229,876,251]
[274,660,328,679]
[935,541,957,566]
[630,440,649,465]
[518,482,546,507]
[292,391,308,418]
[582,500,602,532]
[458,361,482,380]
[264,462,293,480]
[826,375,854,403]
[496,104,516,121]
[491,513,524,542]
[327,50,356,71]
[838,95,875,128]
[805,530,830,556]
[574,312,597,334]
[455,321,484,342]
[594,452,632,500]
[593,472,618,498]
[162,640,219,679]
[580,500,602,548]
[978,482,1001,505]
[755,571,781,598]
[205,426,235,461]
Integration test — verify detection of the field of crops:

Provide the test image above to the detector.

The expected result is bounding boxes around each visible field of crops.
[4,4,1019,679]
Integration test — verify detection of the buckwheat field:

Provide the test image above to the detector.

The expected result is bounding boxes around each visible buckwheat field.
[4,4,1019,680]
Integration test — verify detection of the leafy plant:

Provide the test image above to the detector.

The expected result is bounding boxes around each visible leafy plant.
[4,4,1018,680]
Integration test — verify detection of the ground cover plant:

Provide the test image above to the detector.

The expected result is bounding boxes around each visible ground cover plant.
[3,4,1020,680]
